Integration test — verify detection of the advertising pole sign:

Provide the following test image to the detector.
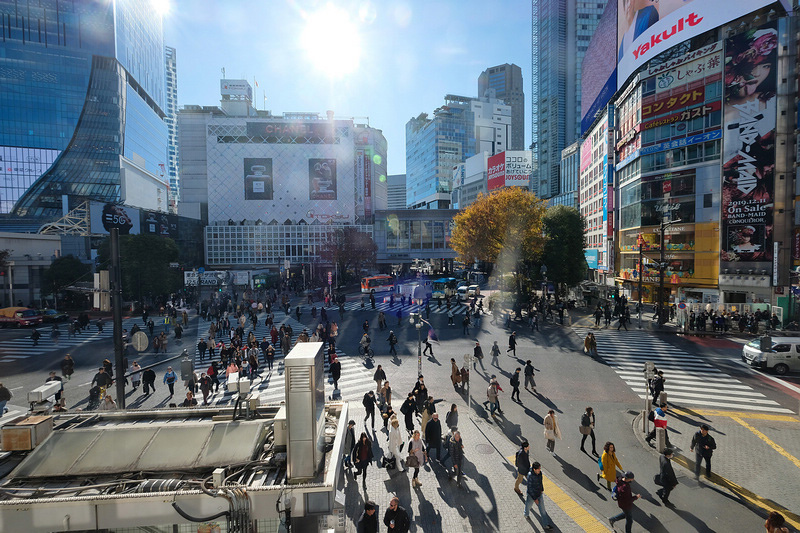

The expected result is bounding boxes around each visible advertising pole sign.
[503,151,532,188]
[721,22,778,271]
[487,152,506,191]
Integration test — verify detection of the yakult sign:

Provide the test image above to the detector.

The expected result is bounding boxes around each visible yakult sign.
[487,151,532,191]
[616,0,778,90]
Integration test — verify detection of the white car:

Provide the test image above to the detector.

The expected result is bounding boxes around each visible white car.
[467,285,480,298]
[456,285,468,301]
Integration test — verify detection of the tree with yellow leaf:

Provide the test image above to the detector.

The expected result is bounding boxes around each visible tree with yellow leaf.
[450,188,547,274]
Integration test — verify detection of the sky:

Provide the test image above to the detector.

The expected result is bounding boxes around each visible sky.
[164,0,532,176]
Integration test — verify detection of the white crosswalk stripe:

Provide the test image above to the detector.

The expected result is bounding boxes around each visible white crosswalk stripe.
[573,327,794,414]
[298,300,475,316]
[0,318,145,362]
[191,312,374,406]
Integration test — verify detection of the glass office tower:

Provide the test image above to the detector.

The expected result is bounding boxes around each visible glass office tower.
[0,0,168,218]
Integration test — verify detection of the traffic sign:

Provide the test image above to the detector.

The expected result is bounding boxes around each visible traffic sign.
[328,271,333,285]
[131,331,149,352]
[198,267,205,274]
[677,302,687,310]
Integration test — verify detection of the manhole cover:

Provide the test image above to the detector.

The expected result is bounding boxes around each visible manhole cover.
[475,444,494,455]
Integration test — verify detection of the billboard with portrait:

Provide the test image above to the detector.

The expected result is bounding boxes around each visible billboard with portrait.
[244,158,273,201]
[721,21,778,270]
[89,202,140,235]
[309,159,337,200]
[617,0,780,89]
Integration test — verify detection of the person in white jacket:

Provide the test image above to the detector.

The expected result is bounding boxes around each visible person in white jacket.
[388,416,405,471]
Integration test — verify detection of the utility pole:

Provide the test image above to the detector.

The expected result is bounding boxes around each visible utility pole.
[638,233,644,329]
[110,228,126,408]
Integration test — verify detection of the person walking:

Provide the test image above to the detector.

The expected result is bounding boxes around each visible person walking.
[462,314,471,335]
[655,448,678,506]
[130,361,142,390]
[514,441,531,495]
[379,381,392,407]
[608,472,641,532]
[450,358,462,390]
[343,420,356,469]
[163,366,178,398]
[31,328,41,346]
[356,500,378,533]
[580,407,598,456]
[401,394,416,435]
[352,432,374,488]
[448,430,465,486]
[523,461,553,529]
[0,382,11,415]
[423,336,434,356]
[507,331,517,357]
[408,430,427,488]
[524,360,537,393]
[584,333,597,356]
[490,341,501,367]
[765,511,791,533]
[383,497,411,533]
[645,404,671,447]
[388,417,405,471]
[424,412,443,462]
[363,391,378,430]
[485,379,500,417]
[447,308,454,326]
[543,410,562,456]
[690,424,716,479]
[373,365,387,392]
[61,354,75,381]
[445,404,458,432]
[510,368,522,402]
[387,330,398,356]
[598,441,623,491]
[473,341,484,370]
[142,367,156,395]
[617,308,629,331]
[330,356,342,390]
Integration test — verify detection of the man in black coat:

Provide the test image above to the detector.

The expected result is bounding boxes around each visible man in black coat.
[425,412,443,462]
[329,356,342,390]
[142,367,156,395]
[356,500,378,533]
[656,448,678,506]
[363,391,378,430]
[383,497,411,533]
[690,424,717,478]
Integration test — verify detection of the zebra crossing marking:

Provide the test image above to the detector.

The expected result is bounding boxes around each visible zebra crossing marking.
[574,326,794,414]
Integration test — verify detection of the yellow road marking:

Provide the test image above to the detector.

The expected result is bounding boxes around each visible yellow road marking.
[730,416,800,471]
[671,407,800,423]
[506,455,610,532]
[670,452,800,530]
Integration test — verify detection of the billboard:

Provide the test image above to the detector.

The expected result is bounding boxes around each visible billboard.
[641,86,705,120]
[581,0,618,135]
[141,210,178,238]
[617,0,779,89]
[721,21,778,270]
[220,79,252,99]
[0,146,61,213]
[309,158,337,200]
[652,47,723,94]
[640,101,721,131]
[89,202,140,235]
[246,121,336,143]
[244,158,273,200]
[363,154,372,217]
[487,152,505,191]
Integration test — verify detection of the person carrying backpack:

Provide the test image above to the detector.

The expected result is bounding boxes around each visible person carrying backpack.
[510,368,522,402]
[608,471,640,532]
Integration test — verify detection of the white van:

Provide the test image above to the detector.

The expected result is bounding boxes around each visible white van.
[456,285,469,302]
[742,336,800,375]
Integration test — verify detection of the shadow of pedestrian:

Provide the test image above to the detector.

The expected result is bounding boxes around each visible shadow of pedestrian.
[554,455,608,500]
[536,395,563,414]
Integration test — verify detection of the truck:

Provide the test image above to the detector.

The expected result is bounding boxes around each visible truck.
[0,307,43,328]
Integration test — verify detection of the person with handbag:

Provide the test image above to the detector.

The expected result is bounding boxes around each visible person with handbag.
[352,432,374,489]
[450,358,462,390]
[407,430,427,488]
[543,410,562,456]
[388,417,405,472]
[655,448,678,506]
[598,441,623,491]
[580,407,598,456]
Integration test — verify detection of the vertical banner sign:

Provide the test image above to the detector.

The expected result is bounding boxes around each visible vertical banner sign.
[721,22,778,270]
[355,150,365,220]
[364,153,372,218]
[773,241,780,286]
[487,152,506,191]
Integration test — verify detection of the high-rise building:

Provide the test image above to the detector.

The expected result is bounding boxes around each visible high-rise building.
[550,140,580,209]
[387,174,407,210]
[406,94,511,209]
[532,0,607,199]
[478,64,524,151]
[0,0,169,219]
[165,46,179,212]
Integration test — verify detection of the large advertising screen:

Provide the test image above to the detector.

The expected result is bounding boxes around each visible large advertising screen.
[141,210,178,238]
[244,158,273,200]
[617,0,779,89]
[89,202,140,235]
[309,159,337,200]
[721,21,778,271]
[581,0,618,135]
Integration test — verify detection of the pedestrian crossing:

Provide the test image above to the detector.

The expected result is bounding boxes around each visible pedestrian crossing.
[573,327,794,414]
[299,299,479,316]
[191,312,374,406]
[0,318,145,362]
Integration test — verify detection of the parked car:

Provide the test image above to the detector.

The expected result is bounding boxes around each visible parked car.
[0,307,43,328]
[40,309,70,323]
[742,336,800,375]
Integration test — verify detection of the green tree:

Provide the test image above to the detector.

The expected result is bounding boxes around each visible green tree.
[0,249,10,268]
[542,205,588,291]
[318,227,377,284]
[97,234,181,301]
[450,187,547,274]
[43,255,92,298]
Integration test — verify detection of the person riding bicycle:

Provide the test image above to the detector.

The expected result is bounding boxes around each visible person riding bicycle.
[360,333,372,354]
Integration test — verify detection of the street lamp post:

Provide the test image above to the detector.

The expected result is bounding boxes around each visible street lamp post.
[638,233,644,329]
[411,312,423,378]
[657,215,681,327]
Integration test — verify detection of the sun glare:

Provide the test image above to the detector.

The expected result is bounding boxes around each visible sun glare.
[301,4,362,78]
[150,0,170,17]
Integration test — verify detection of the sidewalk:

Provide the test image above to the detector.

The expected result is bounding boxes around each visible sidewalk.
[633,407,800,530]
[341,404,611,533]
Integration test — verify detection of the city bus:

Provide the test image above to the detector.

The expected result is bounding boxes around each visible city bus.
[432,277,458,299]
[361,275,395,293]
